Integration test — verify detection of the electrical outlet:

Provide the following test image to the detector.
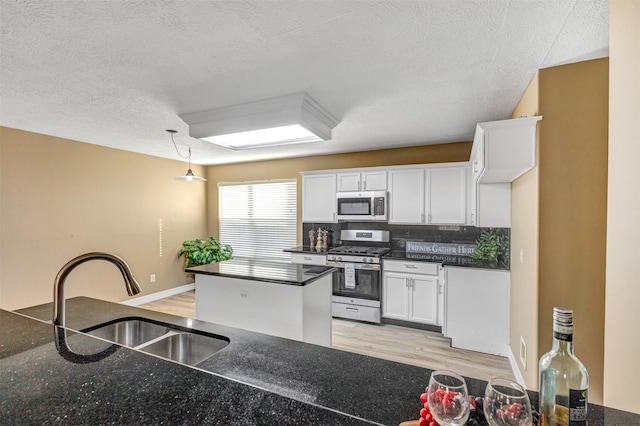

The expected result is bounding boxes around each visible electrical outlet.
[519,248,524,263]
[239,290,250,300]
[150,274,156,283]
[520,336,527,370]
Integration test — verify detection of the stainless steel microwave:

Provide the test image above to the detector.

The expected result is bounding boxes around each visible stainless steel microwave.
[336,191,387,221]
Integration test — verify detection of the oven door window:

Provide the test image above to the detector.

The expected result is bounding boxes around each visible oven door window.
[337,198,371,216]
[333,267,380,300]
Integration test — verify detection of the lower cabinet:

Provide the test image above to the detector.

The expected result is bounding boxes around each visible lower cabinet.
[382,260,440,325]
[443,267,510,356]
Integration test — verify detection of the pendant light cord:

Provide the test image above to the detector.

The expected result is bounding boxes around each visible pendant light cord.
[168,130,191,160]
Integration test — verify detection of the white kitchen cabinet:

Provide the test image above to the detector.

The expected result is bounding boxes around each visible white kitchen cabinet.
[301,173,337,222]
[382,260,440,325]
[470,182,511,227]
[388,168,425,224]
[337,171,387,192]
[382,272,410,320]
[444,266,510,356]
[467,116,541,227]
[426,166,467,225]
[473,116,542,183]
[469,130,511,228]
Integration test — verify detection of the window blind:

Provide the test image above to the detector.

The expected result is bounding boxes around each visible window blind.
[219,180,297,260]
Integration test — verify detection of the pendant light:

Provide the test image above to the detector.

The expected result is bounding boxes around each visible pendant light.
[167,129,207,182]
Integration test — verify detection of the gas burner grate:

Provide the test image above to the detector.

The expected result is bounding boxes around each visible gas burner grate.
[329,246,390,257]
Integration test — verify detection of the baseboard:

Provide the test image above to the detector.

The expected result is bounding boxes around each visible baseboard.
[382,317,443,333]
[121,283,195,306]
[507,345,527,388]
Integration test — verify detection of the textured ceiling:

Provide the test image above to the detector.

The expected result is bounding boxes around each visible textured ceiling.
[0,0,608,165]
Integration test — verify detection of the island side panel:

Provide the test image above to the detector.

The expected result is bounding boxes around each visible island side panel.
[301,274,332,347]
[195,274,305,341]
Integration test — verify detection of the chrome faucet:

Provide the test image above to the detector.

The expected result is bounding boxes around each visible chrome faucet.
[53,252,142,326]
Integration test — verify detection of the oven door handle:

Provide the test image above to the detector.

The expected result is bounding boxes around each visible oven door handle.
[327,262,381,271]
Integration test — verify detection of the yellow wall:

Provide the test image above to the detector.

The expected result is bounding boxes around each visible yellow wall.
[0,126,469,311]
[206,143,471,242]
[0,127,208,310]
[510,73,540,387]
[604,0,640,414]
[538,58,609,405]
[509,58,609,404]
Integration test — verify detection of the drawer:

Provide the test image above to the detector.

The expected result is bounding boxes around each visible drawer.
[332,302,381,323]
[383,259,439,275]
[290,252,327,266]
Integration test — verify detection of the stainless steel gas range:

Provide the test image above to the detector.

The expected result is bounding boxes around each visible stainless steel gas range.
[327,229,390,323]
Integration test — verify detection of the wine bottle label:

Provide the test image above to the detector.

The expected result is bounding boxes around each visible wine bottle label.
[553,323,573,341]
[569,388,588,424]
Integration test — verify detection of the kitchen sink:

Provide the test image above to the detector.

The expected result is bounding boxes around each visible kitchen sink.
[140,331,229,366]
[84,318,171,347]
[83,317,229,366]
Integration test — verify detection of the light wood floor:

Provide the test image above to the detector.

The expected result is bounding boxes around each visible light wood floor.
[138,291,515,382]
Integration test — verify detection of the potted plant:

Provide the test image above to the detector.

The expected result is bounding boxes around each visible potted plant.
[178,237,233,268]
[470,229,509,264]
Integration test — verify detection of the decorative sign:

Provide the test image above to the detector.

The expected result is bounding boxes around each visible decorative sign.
[405,241,476,256]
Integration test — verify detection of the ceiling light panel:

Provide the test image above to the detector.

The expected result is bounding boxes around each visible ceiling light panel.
[179,93,339,151]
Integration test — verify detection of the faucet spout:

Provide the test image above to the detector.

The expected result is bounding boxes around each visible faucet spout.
[53,252,142,326]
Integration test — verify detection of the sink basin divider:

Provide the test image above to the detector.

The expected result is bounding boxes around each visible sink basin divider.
[131,330,182,350]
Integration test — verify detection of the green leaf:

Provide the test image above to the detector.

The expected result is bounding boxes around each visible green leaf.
[178,237,233,268]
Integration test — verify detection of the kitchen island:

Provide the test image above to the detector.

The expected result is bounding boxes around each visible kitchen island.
[187,258,335,346]
[7,298,640,425]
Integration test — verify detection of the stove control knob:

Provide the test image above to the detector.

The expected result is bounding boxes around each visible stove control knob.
[368,258,374,263]
[337,256,342,262]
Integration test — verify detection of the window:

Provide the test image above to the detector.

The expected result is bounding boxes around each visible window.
[219,180,297,260]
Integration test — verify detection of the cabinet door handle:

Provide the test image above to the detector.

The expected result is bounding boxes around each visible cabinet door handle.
[359,181,362,190]
[421,213,425,223]
[346,307,358,312]
[304,256,312,261]
[404,264,417,269]
[405,277,409,288]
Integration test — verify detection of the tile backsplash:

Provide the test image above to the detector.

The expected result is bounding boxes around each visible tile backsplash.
[302,222,510,267]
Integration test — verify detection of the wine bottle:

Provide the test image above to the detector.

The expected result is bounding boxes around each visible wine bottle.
[539,307,589,426]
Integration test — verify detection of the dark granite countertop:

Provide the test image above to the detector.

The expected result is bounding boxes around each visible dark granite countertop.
[385,250,510,271]
[186,257,335,286]
[8,297,639,425]
[284,247,509,271]
[283,245,331,254]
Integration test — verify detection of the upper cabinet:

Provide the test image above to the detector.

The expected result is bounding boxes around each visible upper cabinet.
[388,165,467,225]
[472,116,542,183]
[301,173,337,223]
[337,171,387,192]
[388,168,425,224]
[426,166,467,225]
[301,116,542,227]
[469,116,542,227]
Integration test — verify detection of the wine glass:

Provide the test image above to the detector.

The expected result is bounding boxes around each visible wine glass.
[427,370,470,426]
[483,378,533,426]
